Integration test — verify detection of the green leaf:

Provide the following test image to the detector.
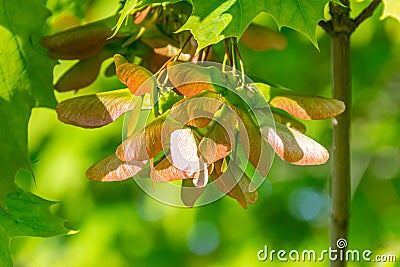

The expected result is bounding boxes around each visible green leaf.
[0,192,70,267]
[54,49,113,92]
[178,0,264,51]
[381,0,400,22]
[178,0,331,50]
[0,0,57,203]
[111,0,140,39]
[265,0,331,47]
[210,160,258,209]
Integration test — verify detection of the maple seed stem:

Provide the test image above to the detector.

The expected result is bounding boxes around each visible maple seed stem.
[174,34,192,61]
[224,39,233,68]
[233,41,245,87]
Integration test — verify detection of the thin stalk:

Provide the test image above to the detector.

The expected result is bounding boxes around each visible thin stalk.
[321,2,382,266]
[233,40,245,87]
[224,39,233,69]
[328,2,352,267]
[230,38,236,73]
[174,34,192,61]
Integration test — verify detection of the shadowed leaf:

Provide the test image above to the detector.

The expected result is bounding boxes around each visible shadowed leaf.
[255,83,345,120]
[181,179,206,207]
[40,19,113,54]
[86,153,145,182]
[55,49,112,92]
[210,160,257,209]
[261,122,329,165]
[226,94,271,177]
[240,24,287,51]
[56,89,134,128]
[271,111,306,133]
[47,42,105,60]
[112,0,184,38]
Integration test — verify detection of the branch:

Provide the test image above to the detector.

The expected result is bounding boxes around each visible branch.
[318,20,332,33]
[352,0,382,31]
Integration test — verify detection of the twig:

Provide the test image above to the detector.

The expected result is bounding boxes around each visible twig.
[318,20,332,34]
[352,0,382,31]
[203,46,211,61]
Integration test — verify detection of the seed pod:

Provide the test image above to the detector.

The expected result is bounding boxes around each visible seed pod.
[47,42,105,60]
[40,22,113,54]
[55,49,112,92]
[115,54,155,95]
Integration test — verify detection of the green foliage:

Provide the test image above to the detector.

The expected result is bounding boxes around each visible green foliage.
[158,90,184,114]
[178,0,265,51]
[117,0,335,50]
[0,1,70,265]
[46,0,89,19]
[179,0,332,50]
[0,192,69,267]
[0,0,57,202]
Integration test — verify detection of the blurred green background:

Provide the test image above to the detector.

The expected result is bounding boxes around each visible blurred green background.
[11,0,400,266]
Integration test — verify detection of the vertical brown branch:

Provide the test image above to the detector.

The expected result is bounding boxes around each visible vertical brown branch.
[327,2,352,267]
[320,1,384,266]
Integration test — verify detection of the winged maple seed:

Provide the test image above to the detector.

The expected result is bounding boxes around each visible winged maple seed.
[55,54,345,208]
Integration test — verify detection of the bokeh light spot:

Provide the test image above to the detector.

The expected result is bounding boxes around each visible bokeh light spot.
[187,222,220,255]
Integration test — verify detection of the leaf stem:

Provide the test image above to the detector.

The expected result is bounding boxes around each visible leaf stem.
[233,40,245,88]
[174,34,192,61]
[224,39,233,69]
[230,39,236,73]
